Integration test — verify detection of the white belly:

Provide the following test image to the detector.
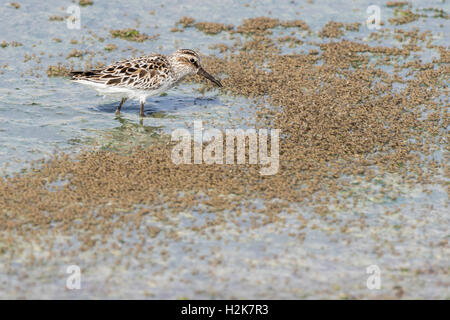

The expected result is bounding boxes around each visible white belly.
[73,80,173,103]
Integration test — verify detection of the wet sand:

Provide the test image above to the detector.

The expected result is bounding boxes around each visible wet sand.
[0,0,448,299]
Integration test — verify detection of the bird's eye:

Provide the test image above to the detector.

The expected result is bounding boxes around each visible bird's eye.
[190,58,195,63]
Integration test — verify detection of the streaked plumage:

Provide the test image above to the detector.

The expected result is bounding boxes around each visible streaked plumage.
[70,49,222,117]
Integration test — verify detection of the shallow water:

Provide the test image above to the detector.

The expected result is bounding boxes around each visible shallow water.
[1,0,448,172]
[0,0,448,299]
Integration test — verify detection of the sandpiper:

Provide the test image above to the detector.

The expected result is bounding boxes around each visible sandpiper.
[69,49,222,117]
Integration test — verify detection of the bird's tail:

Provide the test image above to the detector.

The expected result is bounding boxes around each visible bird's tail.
[69,70,101,80]
[68,71,84,77]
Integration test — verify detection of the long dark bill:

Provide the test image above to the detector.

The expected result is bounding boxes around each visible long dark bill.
[197,67,223,87]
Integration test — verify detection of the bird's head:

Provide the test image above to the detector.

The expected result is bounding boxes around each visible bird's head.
[170,49,222,87]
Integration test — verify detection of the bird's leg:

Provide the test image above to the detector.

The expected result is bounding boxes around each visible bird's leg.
[140,101,145,118]
[115,98,127,115]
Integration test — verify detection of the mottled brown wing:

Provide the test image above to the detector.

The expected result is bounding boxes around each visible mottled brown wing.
[70,55,172,90]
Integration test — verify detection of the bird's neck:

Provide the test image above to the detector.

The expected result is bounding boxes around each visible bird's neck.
[167,54,192,81]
